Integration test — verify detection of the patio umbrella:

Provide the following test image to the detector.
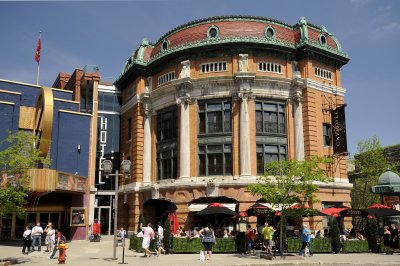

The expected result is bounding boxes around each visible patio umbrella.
[196,203,237,216]
[320,206,350,217]
[276,204,328,217]
[366,204,400,217]
[245,202,272,216]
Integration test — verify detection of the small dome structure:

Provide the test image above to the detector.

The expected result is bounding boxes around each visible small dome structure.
[377,170,400,186]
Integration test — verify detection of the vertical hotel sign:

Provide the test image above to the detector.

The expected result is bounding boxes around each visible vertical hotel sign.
[331,105,348,154]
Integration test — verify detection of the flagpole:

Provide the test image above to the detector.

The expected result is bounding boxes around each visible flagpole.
[36,31,42,86]
[36,61,40,86]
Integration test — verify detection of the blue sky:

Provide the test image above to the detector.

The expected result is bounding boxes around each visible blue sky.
[0,0,399,156]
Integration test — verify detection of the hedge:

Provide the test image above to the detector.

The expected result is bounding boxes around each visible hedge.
[129,236,235,253]
[287,238,332,253]
[173,237,236,253]
[130,236,386,254]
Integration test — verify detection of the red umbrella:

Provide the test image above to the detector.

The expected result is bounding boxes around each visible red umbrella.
[366,204,400,217]
[368,204,392,209]
[320,206,350,217]
[169,212,180,235]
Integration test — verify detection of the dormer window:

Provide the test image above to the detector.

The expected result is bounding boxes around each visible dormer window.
[207,25,220,39]
[265,26,276,39]
[162,40,169,51]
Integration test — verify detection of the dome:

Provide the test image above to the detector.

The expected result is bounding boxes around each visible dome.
[377,170,400,185]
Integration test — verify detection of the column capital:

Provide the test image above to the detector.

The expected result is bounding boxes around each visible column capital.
[176,79,194,105]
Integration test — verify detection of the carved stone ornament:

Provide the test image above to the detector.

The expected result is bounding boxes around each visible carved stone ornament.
[179,60,190,79]
[238,54,248,72]
[237,91,252,102]
[140,92,152,116]
[176,80,194,105]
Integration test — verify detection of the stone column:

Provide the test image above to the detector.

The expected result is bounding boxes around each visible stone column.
[176,96,191,179]
[141,93,152,183]
[235,54,255,177]
[238,92,251,176]
[293,95,305,161]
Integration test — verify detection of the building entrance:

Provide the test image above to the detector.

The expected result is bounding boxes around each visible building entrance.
[94,194,114,235]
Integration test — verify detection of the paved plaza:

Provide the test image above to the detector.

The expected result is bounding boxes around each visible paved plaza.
[1,236,400,265]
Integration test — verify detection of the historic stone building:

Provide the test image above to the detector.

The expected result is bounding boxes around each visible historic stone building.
[114,16,351,231]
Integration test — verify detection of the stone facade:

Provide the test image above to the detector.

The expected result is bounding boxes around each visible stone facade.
[115,16,352,232]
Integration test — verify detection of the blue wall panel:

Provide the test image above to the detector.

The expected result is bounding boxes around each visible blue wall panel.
[54,99,79,112]
[55,112,90,177]
[0,81,39,107]
[0,104,15,150]
[53,90,73,101]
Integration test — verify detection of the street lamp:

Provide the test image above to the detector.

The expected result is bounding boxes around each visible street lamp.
[102,159,131,262]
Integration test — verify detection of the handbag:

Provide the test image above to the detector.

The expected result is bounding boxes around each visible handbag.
[199,251,205,261]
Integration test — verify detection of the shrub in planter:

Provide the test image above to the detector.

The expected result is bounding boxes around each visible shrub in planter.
[287,238,331,253]
[365,218,379,253]
[330,218,341,253]
[163,217,172,254]
[343,240,369,253]
[130,236,144,253]
[172,237,236,253]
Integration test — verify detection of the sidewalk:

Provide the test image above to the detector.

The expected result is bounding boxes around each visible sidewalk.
[1,236,400,265]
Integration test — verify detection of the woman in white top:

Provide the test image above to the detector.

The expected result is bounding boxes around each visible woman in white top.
[47,227,56,252]
[22,226,32,255]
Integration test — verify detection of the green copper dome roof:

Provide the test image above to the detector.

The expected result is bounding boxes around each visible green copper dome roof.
[378,170,400,185]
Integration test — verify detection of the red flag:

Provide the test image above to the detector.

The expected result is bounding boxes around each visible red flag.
[35,33,41,63]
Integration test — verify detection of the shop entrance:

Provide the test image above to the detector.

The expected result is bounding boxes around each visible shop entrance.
[94,193,114,235]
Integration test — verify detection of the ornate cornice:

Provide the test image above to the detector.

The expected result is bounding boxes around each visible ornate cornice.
[120,95,140,115]
[305,78,346,96]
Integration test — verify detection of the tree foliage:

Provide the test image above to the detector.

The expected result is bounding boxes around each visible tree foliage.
[0,131,49,219]
[350,136,395,230]
[247,156,332,255]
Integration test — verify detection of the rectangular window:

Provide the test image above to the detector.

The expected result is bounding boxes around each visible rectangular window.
[200,62,227,73]
[255,101,286,134]
[323,123,332,146]
[314,67,332,80]
[127,118,131,141]
[157,108,178,141]
[256,144,287,175]
[198,100,231,134]
[258,62,283,74]
[157,149,177,180]
[158,71,175,86]
[198,144,232,176]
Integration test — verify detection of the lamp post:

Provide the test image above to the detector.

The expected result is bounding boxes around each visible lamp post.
[102,159,131,262]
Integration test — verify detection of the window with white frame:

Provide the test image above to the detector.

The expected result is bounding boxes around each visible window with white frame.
[200,62,227,73]
[314,67,332,80]
[258,62,282,74]
[158,71,175,86]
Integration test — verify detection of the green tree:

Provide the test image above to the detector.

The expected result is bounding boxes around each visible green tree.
[0,130,49,219]
[349,136,394,230]
[247,157,332,256]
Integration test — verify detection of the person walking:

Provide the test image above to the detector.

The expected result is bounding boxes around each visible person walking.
[383,226,391,253]
[245,224,256,255]
[261,222,274,255]
[49,229,67,263]
[389,223,399,252]
[299,224,313,257]
[142,223,155,257]
[199,223,216,260]
[22,226,32,255]
[31,223,43,252]
[44,222,53,252]
[117,227,127,246]
[156,222,165,255]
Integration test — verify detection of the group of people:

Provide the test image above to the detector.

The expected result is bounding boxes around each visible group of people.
[139,222,166,257]
[22,222,67,264]
[383,223,399,253]
[245,222,275,256]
